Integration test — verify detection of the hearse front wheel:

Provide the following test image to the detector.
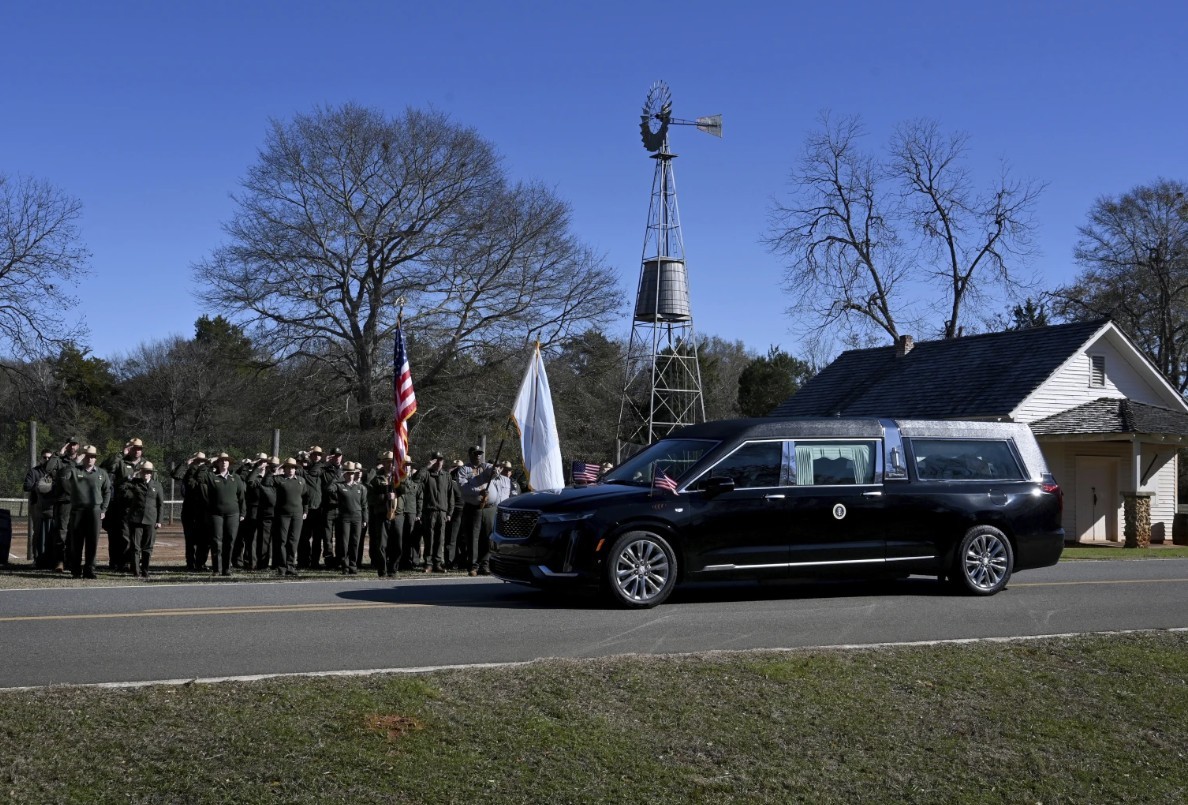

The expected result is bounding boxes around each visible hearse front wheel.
[953,525,1013,595]
[604,531,677,609]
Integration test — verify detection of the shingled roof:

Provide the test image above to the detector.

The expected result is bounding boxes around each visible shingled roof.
[770,320,1109,419]
[1029,397,1188,436]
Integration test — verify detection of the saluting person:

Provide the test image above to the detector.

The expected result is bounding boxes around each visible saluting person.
[332,462,368,575]
[201,452,245,576]
[64,445,112,579]
[123,461,164,578]
[266,458,309,577]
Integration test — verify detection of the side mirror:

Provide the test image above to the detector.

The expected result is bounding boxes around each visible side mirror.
[702,476,735,498]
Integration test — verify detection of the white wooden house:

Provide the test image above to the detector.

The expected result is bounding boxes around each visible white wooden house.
[771,320,1188,544]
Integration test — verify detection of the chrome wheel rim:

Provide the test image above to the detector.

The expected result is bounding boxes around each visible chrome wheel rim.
[963,533,1009,590]
[614,539,671,602]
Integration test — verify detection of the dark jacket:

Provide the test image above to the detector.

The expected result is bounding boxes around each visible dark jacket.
[331,481,367,522]
[122,477,164,525]
[201,471,245,517]
[66,465,112,511]
[420,468,456,512]
[266,474,310,517]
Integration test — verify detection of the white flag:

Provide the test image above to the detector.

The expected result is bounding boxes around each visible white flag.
[511,343,565,491]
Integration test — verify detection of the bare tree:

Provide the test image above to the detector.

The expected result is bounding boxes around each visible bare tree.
[767,114,1042,345]
[1054,179,1188,391]
[0,174,89,359]
[196,103,620,430]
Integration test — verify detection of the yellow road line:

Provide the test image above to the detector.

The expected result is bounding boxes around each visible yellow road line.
[0,602,427,623]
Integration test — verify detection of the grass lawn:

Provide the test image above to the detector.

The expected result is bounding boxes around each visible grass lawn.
[1061,544,1188,560]
[2,632,1186,803]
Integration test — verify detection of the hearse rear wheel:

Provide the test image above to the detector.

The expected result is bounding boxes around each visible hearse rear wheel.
[952,525,1013,596]
[604,531,677,609]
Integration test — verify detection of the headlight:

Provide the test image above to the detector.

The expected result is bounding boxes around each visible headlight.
[537,511,594,524]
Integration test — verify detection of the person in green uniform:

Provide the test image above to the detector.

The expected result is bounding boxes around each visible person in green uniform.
[201,452,245,576]
[250,456,279,570]
[123,461,164,578]
[318,448,345,569]
[174,452,209,571]
[102,438,146,571]
[298,446,325,569]
[266,457,309,577]
[44,438,82,573]
[365,451,394,577]
[396,458,423,572]
[331,461,368,575]
[65,445,112,579]
[420,452,456,573]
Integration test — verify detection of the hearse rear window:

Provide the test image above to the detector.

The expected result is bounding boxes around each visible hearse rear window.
[909,439,1024,481]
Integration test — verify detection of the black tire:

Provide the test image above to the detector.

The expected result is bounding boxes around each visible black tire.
[603,531,678,609]
[952,525,1013,596]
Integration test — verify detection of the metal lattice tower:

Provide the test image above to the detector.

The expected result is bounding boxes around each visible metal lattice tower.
[617,81,721,459]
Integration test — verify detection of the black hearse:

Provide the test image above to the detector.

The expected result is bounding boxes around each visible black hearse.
[490,418,1064,608]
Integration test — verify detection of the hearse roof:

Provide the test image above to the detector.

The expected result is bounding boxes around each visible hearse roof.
[669,417,1034,442]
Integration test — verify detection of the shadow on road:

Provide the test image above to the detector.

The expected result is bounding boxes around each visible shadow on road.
[335,574,955,610]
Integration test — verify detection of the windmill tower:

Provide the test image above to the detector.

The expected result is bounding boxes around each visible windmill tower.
[617,81,722,459]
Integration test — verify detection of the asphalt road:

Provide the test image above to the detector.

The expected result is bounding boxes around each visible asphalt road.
[3,560,1187,689]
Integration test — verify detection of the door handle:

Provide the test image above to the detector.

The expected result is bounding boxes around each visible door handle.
[862,490,883,497]
[763,494,786,501]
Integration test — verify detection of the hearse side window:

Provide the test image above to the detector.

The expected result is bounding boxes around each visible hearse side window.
[909,439,1025,481]
[794,441,876,485]
[701,440,787,489]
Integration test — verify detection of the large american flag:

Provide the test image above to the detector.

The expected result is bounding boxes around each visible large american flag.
[393,325,417,484]
[652,467,679,495]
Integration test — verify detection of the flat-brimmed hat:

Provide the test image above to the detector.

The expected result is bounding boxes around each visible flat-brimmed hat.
[255,452,269,461]
[498,459,513,469]
[215,452,232,461]
[191,451,206,461]
[282,457,299,468]
[268,455,280,465]
[452,459,464,467]
[404,457,415,465]
[308,446,324,455]
[140,461,155,472]
[127,438,144,448]
[378,450,394,460]
[82,445,98,456]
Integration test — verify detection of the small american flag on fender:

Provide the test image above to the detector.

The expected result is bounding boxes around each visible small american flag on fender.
[652,468,678,495]
[572,461,600,484]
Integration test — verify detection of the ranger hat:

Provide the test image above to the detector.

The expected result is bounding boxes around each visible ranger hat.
[282,457,299,468]
[216,452,232,461]
[82,445,98,456]
[191,451,207,461]
[127,438,144,448]
[429,450,444,460]
[308,446,324,456]
[255,452,269,462]
[498,459,513,469]
[342,461,355,471]
[379,450,394,460]
[268,455,280,465]
[453,459,464,467]
[296,450,309,461]
[404,457,415,465]
[140,461,155,472]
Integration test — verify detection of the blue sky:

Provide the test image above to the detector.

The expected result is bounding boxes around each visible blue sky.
[4,0,1186,361]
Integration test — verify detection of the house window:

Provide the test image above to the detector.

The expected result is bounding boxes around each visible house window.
[1089,355,1106,387]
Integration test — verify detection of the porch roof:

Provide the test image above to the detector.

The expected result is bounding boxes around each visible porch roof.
[1029,397,1188,437]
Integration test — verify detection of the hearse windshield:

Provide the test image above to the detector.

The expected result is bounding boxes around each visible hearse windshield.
[602,439,717,487]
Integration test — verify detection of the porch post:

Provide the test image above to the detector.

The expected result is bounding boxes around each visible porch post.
[1122,492,1153,548]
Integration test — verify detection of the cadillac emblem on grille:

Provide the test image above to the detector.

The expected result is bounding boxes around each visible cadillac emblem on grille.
[497,510,539,539]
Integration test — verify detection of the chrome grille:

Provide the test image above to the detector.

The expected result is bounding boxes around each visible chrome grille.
[497,509,539,539]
